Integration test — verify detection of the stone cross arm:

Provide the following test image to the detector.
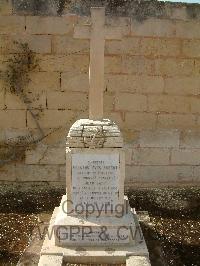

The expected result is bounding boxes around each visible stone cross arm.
[74,7,122,121]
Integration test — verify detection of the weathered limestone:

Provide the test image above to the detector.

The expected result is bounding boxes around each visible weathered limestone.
[54,118,136,248]
[38,255,63,266]
[74,7,122,120]
[126,256,151,266]
[39,7,149,265]
[1,2,200,187]
[39,117,149,262]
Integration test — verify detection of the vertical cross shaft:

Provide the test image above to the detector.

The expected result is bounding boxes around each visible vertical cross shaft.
[89,8,105,120]
[74,7,122,121]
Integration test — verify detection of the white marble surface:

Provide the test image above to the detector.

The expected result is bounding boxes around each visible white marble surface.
[71,153,120,210]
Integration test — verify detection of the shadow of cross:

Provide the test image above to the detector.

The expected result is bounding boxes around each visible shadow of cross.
[74,7,122,121]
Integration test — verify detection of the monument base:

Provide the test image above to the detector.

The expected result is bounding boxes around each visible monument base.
[54,195,136,247]
[39,199,149,265]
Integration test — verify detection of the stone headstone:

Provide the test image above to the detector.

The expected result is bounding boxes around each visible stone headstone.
[39,7,149,265]
[54,118,136,246]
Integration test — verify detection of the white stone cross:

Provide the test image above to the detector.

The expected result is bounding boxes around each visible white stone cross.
[74,7,122,120]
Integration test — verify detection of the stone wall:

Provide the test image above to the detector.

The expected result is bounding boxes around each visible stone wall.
[0,0,200,187]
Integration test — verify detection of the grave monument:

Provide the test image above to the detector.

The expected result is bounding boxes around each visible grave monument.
[38,7,150,266]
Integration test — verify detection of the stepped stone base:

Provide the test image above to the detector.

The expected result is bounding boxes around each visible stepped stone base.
[54,195,136,247]
[39,204,149,264]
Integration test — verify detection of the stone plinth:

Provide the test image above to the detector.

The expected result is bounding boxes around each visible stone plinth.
[54,195,136,247]
[40,207,149,265]
[53,119,135,247]
[38,118,149,264]
[38,118,150,266]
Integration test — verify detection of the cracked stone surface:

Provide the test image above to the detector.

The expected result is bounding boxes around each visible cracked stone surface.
[67,119,123,148]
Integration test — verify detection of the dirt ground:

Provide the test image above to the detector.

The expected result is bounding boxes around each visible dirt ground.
[0,186,199,266]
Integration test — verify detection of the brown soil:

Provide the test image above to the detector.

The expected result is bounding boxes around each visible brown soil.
[0,186,199,266]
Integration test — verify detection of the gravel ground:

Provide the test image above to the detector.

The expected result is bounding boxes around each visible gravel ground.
[0,186,199,266]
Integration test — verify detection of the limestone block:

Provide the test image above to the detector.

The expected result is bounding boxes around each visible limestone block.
[104,93,115,112]
[59,165,66,180]
[194,59,200,76]
[106,112,124,128]
[190,97,200,114]
[182,39,200,58]
[54,203,135,246]
[0,54,8,72]
[125,113,156,130]
[53,36,89,54]
[164,77,200,95]
[106,74,164,94]
[3,128,38,145]
[27,110,74,129]
[125,147,133,165]
[148,95,190,113]
[73,24,90,39]
[26,15,77,34]
[121,37,140,56]
[105,56,122,74]
[0,164,16,181]
[126,256,151,266]
[15,164,59,181]
[115,93,147,112]
[180,130,200,148]
[105,40,122,55]
[103,136,123,147]
[0,129,5,143]
[131,18,175,37]
[0,0,12,15]
[140,38,180,57]
[106,16,131,36]
[40,207,149,264]
[47,91,88,111]
[5,91,46,109]
[157,114,197,129]
[0,88,4,109]
[192,166,200,181]
[139,165,193,183]
[0,110,26,128]
[38,54,89,72]
[123,130,139,146]
[122,56,154,75]
[105,74,130,92]
[66,136,85,148]
[135,148,170,165]
[25,144,65,164]
[0,35,51,54]
[176,21,200,38]
[155,58,194,77]
[139,130,180,148]
[105,25,122,40]
[61,72,89,92]
[67,119,123,148]
[26,72,60,92]
[0,16,25,34]
[171,149,200,165]
[5,93,25,110]
[0,164,59,181]
[122,37,180,57]
[125,165,140,182]
[38,255,63,266]
[137,76,164,94]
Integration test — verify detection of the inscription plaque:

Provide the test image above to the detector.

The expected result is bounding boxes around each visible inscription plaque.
[71,153,120,210]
